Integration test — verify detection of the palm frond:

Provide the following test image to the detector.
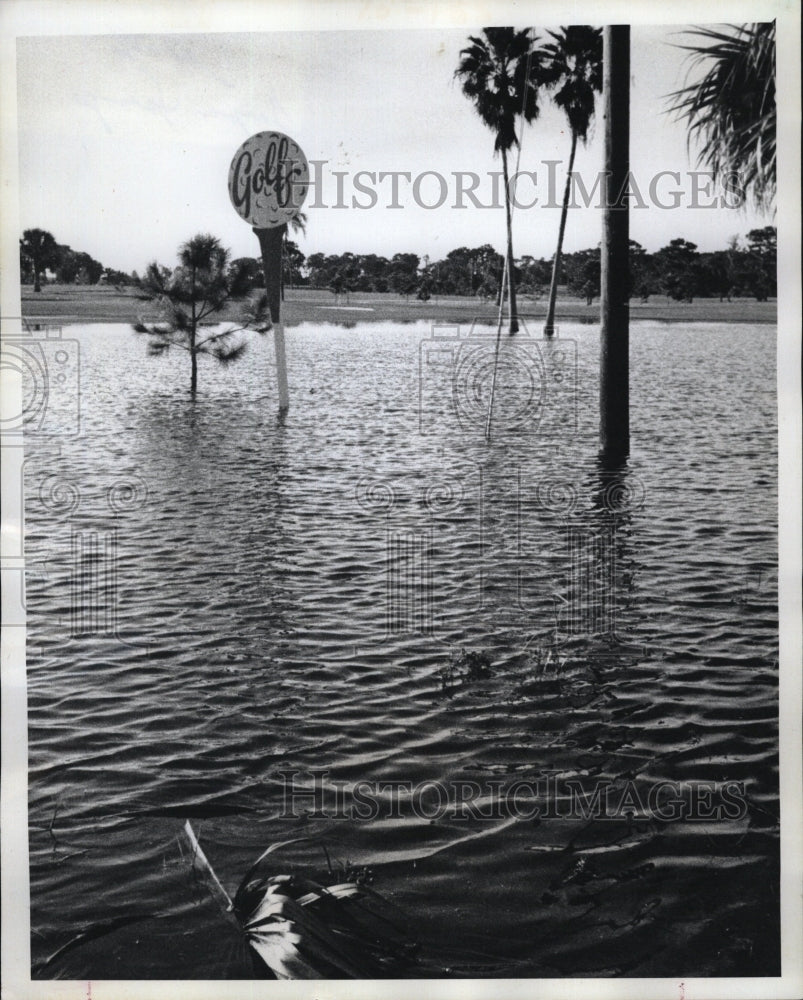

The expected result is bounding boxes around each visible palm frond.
[240,877,417,979]
[455,26,544,152]
[666,22,775,212]
[241,291,273,334]
[212,340,248,365]
[288,211,307,236]
[541,26,602,143]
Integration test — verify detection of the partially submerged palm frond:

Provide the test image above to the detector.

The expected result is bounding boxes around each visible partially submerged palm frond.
[666,22,776,212]
[236,875,418,979]
[183,822,418,980]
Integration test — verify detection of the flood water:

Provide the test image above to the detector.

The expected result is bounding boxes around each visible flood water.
[25,318,779,978]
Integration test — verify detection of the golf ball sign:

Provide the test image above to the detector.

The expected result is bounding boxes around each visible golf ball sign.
[228,131,309,229]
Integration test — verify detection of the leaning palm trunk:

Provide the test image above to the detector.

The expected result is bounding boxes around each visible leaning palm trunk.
[500,147,519,335]
[540,26,603,334]
[543,130,578,336]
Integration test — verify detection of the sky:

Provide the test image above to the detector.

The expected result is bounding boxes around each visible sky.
[14,23,775,275]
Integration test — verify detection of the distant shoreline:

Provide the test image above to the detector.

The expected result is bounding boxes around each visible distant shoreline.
[19,284,778,327]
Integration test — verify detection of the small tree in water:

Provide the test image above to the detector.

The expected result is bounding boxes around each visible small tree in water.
[133,234,270,398]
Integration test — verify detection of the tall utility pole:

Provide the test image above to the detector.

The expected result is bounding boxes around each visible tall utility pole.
[599,25,630,464]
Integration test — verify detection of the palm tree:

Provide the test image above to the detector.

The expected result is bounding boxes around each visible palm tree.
[667,23,775,213]
[541,26,603,336]
[455,28,543,334]
[282,210,307,300]
[20,228,59,292]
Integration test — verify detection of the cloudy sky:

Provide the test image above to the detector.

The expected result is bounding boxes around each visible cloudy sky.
[13,17,776,274]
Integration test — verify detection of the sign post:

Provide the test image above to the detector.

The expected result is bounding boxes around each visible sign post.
[228,131,309,415]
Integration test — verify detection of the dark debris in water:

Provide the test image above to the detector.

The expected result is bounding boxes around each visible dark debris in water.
[439,648,493,694]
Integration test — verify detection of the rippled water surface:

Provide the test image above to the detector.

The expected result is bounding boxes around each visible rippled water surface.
[25,320,779,978]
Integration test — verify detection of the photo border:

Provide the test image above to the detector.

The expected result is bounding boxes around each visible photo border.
[2,1,800,998]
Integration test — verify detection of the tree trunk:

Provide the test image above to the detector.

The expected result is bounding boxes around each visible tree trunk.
[501,147,519,335]
[544,130,578,337]
[34,268,41,293]
[190,309,198,399]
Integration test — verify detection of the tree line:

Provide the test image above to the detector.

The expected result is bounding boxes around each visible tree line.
[237,227,777,304]
[20,223,776,305]
[19,228,134,291]
[559,229,777,304]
